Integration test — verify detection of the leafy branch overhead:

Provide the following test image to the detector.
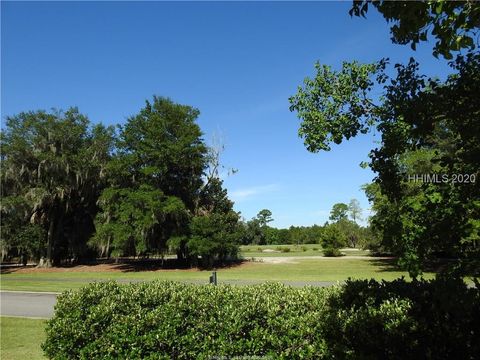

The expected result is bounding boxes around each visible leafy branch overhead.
[291,52,480,276]
[350,0,480,59]
[289,60,388,152]
[290,1,480,276]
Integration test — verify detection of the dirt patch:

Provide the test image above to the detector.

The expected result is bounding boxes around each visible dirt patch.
[2,264,154,274]
[251,255,395,263]
[1,260,249,274]
[255,257,299,264]
[1,256,395,274]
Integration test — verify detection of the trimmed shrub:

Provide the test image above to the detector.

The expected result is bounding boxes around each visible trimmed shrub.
[322,248,342,257]
[320,224,346,256]
[43,279,480,360]
[43,282,333,359]
[322,277,480,359]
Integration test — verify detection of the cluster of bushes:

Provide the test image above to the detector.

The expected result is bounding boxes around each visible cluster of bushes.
[324,277,480,359]
[43,278,479,359]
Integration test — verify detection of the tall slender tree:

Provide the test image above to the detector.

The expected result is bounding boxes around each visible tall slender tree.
[348,199,362,223]
[329,203,349,222]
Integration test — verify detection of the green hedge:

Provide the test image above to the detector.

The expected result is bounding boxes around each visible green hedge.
[43,279,479,359]
[323,277,480,359]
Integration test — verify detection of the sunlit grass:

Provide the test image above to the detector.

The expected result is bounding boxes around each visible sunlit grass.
[0,317,46,360]
[240,244,371,257]
[0,257,427,293]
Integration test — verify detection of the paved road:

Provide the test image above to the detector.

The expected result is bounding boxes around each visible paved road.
[0,281,338,318]
[1,291,58,318]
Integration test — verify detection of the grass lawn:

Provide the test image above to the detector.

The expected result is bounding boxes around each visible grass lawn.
[240,244,371,257]
[0,257,428,293]
[0,317,46,360]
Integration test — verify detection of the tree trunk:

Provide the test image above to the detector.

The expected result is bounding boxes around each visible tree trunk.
[105,237,110,259]
[38,217,54,268]
[52,214,64,266]
[45,219,54,267]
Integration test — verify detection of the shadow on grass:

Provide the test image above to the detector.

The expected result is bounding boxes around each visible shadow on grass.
[369,258,403,273]
[0,264,37,274]
[370,257,461,275]
[0,258,247,274]
[111,258,247,272]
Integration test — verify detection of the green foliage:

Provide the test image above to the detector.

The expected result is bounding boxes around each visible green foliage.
[187,212,240,267]
[197,177,234,215]
[328,200,365,248]
[0,196,37,261]
[336,218,363,249]
[0,195,46,262]
[43,281,332,359]
[321,223,347,256]
[239,218,265,245]
[240,223,343,247]
[256,209,273,227]
[112,96,207,210]
[323,277,480,359]
[367,55,480,275]
[264,226,280,245]
[93,96,240,263]
[356,222,383,253]
[287,225,324,245]
[92,185,188,257]
[291,0,480,276]
[290,52,480,276]
[13,224,46,263]
[329,203,349,222]
[1,96,240,266]
[43,278,480,359]
[235,209,275,246]
[348,198,362,223]
[350,0,480,59]
[289,60,387,152]
[0,108,115,265]
[322,248,342,257]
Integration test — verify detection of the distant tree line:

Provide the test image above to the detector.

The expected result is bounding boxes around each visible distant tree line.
[238,201,375,256]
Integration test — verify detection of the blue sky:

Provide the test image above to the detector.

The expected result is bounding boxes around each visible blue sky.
[1,1,453,228]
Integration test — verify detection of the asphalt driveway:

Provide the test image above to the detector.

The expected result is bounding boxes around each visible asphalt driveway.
[0,280,339,319]
[1,291,58,318]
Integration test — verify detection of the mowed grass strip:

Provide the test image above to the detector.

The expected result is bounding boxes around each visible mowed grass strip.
[241,243,318,257]
[240,244,371,257]
[0,317,46,360]
[0,258,429,292]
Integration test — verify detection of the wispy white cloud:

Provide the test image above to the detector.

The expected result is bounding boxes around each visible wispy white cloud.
[230,184,280,202]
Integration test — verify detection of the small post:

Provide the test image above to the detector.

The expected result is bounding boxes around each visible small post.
[209,271,217,285]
